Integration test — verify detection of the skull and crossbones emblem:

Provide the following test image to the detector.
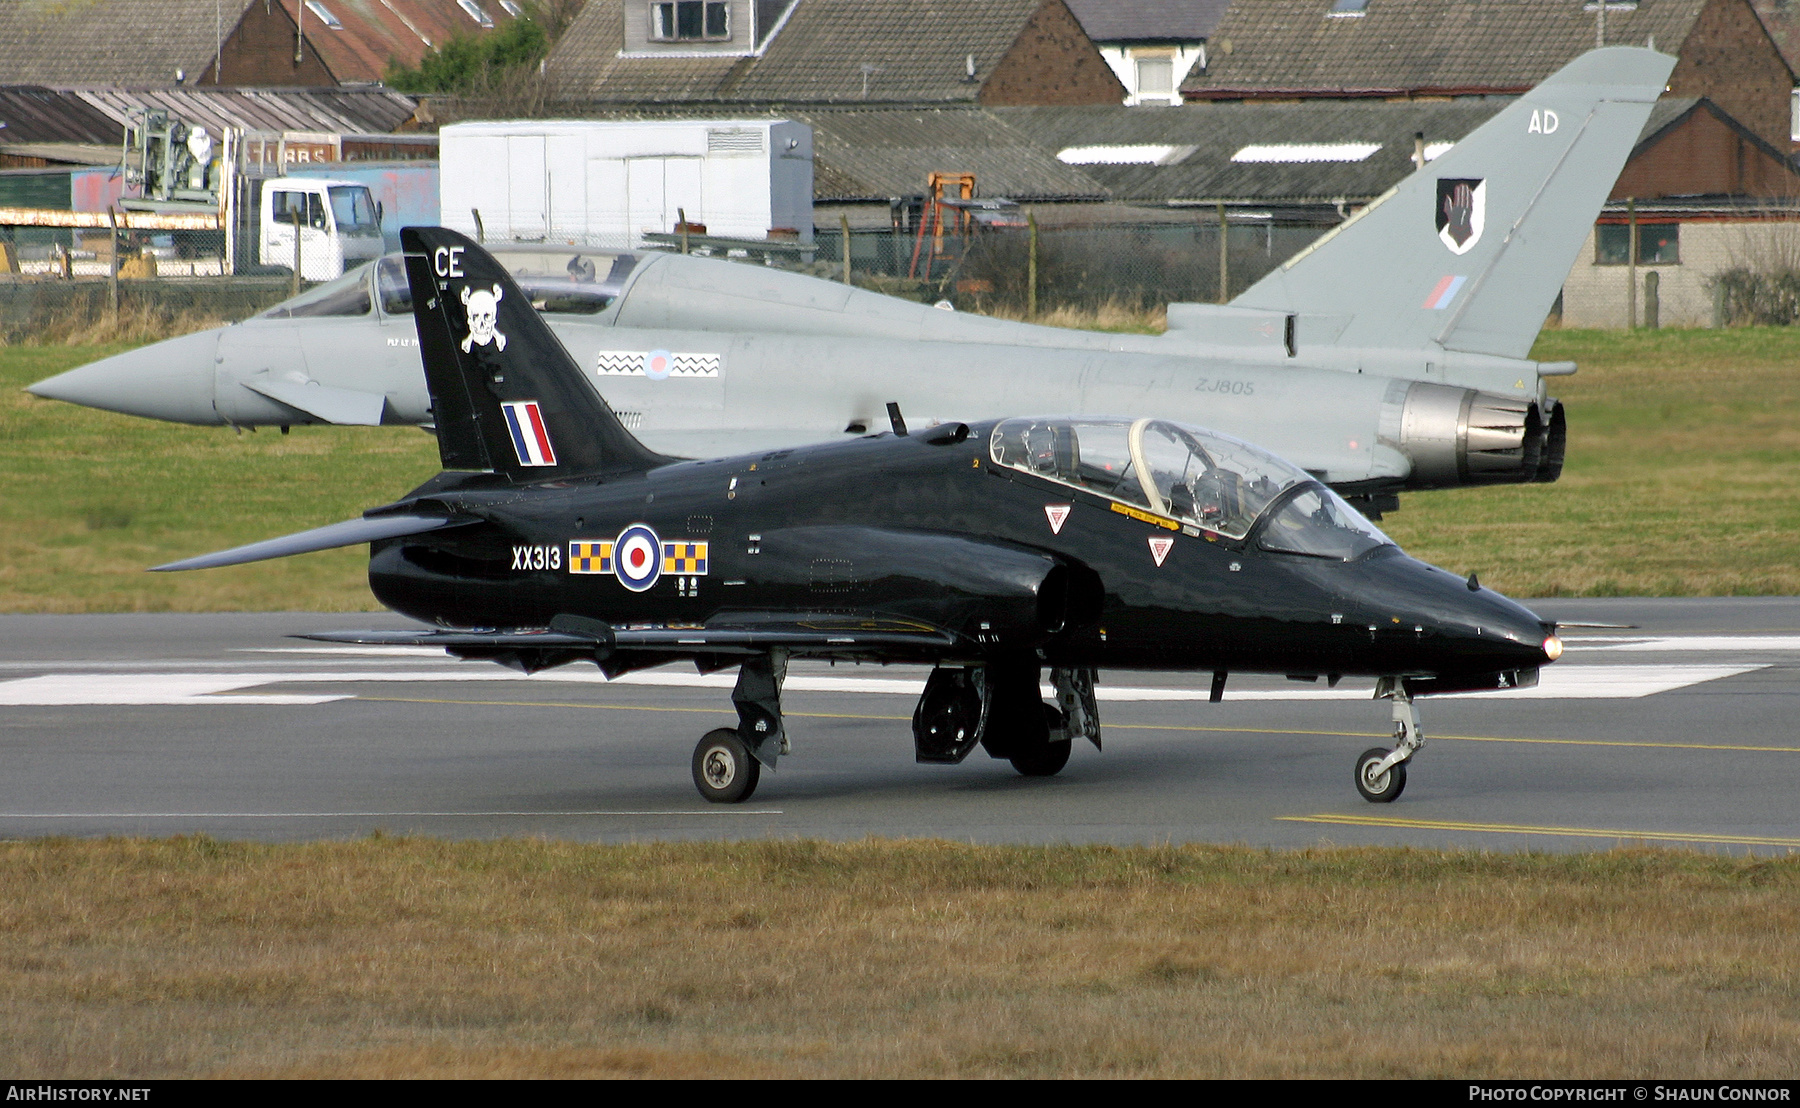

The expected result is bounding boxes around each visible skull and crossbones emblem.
[459,283,507,352]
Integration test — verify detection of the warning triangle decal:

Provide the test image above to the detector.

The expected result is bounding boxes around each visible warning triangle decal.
[1044,504,1071,535]
[1148,536,1174,566]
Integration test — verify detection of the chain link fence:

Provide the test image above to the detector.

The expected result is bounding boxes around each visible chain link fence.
[0,225,304,343]
[1,218,1328,343]
[804,222,1323,317]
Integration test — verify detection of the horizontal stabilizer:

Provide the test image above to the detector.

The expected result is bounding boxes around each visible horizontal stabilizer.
[243,379,387,426]
[152,514,468,572]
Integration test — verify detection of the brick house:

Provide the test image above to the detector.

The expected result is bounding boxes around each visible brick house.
[1183,0,1794,152]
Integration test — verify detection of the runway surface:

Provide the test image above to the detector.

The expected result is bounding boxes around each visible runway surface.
[2,598,1797,851]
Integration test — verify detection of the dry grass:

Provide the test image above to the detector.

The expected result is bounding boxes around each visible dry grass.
[3,837,1799,1078]
[8,327,1800,609]
[984,299,1168,333]
[1382,328,1800,596]
[14,304,234,348]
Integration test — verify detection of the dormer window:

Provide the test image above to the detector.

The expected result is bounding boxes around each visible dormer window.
[652,1,730,42]
[458,0,495,26]
[1328,0,1369,15]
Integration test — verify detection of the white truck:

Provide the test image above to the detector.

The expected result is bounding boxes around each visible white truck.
[258,176,386,280]
[439,119,813,248]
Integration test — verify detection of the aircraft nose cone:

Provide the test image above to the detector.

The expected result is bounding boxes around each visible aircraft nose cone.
[25,328,223,425]
[1342,552,1556,672]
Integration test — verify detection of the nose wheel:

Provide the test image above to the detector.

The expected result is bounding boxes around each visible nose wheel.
[1355,747,1407,802]
[1355,679,1424,803]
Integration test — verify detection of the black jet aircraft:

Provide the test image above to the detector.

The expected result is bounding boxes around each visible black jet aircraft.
[159,228,1563,805]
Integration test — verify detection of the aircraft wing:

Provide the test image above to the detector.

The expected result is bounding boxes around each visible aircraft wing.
[301,614,958,657]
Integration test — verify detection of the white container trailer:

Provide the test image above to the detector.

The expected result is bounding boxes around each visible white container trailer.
[439,119,813,248]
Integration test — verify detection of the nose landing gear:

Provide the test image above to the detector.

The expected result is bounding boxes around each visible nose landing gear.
[1356,679,1424,803]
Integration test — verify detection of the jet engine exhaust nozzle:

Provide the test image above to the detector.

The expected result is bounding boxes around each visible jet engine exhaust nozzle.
[1397,382,1561,489]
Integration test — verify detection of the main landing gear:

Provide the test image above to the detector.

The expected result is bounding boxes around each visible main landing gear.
[689,654,1105,803]
[911,661,1100,777]
[692,649,788,804]
[1355,678,1424,803]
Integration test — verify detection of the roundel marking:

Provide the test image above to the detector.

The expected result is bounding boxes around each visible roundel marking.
[644,349,673,381]
[614,523,662,591]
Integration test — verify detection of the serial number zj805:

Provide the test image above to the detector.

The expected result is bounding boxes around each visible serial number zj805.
[1194,378,1256,396]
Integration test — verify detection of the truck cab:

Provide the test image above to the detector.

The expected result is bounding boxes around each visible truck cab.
[259,177,384,281]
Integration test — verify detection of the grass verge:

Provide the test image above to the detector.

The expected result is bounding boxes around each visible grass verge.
[4,327,1800,609]
[3,837,1797,1078]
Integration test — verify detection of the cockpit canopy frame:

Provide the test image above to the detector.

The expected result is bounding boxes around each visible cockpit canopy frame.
[988,416,1393,560]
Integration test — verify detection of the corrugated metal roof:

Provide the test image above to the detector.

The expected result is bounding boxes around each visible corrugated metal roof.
[0,86,124,143]
[801,106,1108,200]
[1183,0,1712,97]
[998,98,1515,204]
[0,85,418,146]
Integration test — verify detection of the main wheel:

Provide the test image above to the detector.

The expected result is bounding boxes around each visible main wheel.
[1010,704,1072,777]
[693,728,761,803]
[1354,746,1407,803]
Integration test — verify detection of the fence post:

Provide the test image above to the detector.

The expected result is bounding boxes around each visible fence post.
[1216,201,1229,304]
[1644,269,1659,330]
[1626,197,1637,330]
[291,207,302,298]
[679,207,690,255]
[106,208,120,325]
[840,213,851,284]
[1027,210,1038,319]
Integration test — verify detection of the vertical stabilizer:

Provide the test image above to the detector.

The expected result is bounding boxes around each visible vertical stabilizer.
[401,226,669,479]
[1232,47,1675,361]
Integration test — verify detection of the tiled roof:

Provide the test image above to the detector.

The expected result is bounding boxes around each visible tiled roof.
[302,0,521,84]
[1751,0,1800,75]
[1183,0,1710,97]
[550,0,1068,105]
[0,0,514,88]
[1064,0,1229,43]
[0,0,260,86]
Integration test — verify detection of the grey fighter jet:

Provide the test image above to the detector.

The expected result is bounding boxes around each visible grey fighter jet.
[29,47,1673,509]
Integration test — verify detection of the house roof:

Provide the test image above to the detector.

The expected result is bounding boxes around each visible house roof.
[0,0,514,89]
[801,107,1108,201]
[0,0,260,86]
[997,97,1516,205]
[1183,0,1711,98]
[1063,0,1229,43]
[549,0,1075,105]
[0,85,419,145]
[295,0,522,84]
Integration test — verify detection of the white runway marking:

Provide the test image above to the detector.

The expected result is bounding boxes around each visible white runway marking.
[1565,636,1800,652]
[0,810,783,819]
[0,664,1765,706]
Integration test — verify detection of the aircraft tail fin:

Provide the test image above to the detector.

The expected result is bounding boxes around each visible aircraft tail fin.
[400,226,669,479]
[1231,46,1675,361]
